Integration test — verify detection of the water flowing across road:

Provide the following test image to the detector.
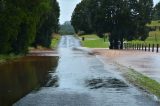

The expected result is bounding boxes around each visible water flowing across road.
[14,35,160,106]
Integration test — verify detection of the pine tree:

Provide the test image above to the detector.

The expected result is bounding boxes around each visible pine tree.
[153,2,160,20]
[71,0,153,49]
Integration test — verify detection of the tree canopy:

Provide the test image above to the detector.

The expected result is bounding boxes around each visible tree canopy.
[0,0,60,54]
[153,1,160,20]
[71,0,153,49]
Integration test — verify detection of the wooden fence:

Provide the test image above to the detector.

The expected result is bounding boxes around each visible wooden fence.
[124,43,159,53]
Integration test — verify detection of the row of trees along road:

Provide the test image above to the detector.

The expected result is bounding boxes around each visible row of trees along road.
[71,0,153,49]
[152,2,160,20]
[59,21,75,35]
[0,0,60,54]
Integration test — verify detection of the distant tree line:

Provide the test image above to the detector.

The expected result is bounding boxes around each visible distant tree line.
[152,2,160,20]
[71,0,153,49]
[59,21,75,35]
[0,0,60,54]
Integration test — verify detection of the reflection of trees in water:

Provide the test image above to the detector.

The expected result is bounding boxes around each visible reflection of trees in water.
[0,56,58,106]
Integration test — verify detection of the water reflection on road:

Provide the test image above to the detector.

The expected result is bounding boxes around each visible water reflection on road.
[14,35,160,106]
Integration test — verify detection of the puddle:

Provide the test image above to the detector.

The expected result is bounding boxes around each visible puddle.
[86,77,128,89]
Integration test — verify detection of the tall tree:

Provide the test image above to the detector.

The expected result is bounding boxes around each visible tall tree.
[71,0,93,34]
[153,2,160,20]
[0,0,60,54]
[34,0,60,48]
[71,0,153,49]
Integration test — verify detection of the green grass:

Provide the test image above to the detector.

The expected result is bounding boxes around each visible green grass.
[147,31,160,43]
[129,20,160,44]
[80,34,109,48]
[125,68,160,97]
[0,54,22,63]
[128,20,160,44]
[147,20,160,27]
[117,63,160,98]
[129,31,160,44]
[51,39,59,48]
[51,34,61,48]
[80,34,100,39]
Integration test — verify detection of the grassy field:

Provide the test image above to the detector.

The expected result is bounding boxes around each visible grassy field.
[80,34,109,48]
[147,20,160,27]
[147,31,160,43]
[130,21,160,44]
[129,31,160,44]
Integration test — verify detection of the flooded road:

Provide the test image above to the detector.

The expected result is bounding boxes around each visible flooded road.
[13,35,160,106]
[0,56,58,106]
[118,54,160,83]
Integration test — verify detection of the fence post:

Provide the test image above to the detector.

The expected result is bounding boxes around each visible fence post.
[142,44,144,51]
[152,44,155,52]
[126,43,128,50]
[124,43,126,49]
[82,37,85,41]
[129,43,131,49]
[157,44,159,53]
[138,44,140,50]
[139,44,142,50]
[145,44,147,51]
[126,43,127,50]
[136,44,138,50]
[148,44,150,52]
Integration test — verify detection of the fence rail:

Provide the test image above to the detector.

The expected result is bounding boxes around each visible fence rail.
[124,43,159,53]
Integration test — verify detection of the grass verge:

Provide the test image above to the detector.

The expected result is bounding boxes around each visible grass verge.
[51,34,61,48]
[80,34,109,48]
[117,64,160,98]
[0,54,22,64]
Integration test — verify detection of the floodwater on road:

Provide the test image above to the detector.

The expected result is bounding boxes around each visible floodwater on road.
[92,49,160,83]
[13,35,160,106]
[0,56,58,106]
[124,55,160,83]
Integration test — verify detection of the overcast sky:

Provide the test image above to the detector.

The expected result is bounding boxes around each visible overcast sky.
[58,0,160,24]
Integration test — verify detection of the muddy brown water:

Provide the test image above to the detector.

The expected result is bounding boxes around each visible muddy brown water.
[0,56,58,106]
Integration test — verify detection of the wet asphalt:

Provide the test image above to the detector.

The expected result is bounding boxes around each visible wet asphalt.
[117,54,160,83]
[14,35,160,106]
